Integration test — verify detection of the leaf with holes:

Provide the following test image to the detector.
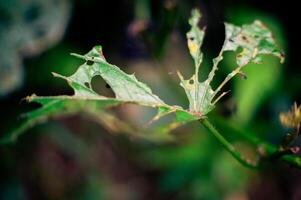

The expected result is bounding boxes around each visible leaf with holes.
[177,9,284,116]
[0,9,284,144]
[0,45,199,144]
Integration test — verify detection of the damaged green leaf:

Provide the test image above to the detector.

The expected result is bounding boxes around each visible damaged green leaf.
[178,9,284,116]
[1,9,284,146]
[0,45,199,144]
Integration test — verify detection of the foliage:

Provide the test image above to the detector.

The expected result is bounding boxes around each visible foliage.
[1,9,300,169]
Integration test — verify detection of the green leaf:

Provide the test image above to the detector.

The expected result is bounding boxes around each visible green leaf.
[0,9,285,146]
[177,9,284,116]
[211,20,284,98]
[61,45,165,104]
[177,71,215,115]
[223,20,284,67]
[186,9,205,68]
[177,9,215,115]
[0,45,200,144]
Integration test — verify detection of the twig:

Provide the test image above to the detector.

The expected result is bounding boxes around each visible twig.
[200,118,259,169]
[201,118,301,169]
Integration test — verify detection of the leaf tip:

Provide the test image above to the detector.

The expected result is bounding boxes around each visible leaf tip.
[94,45,103,51]
[189,8,202,26]
[25,94,37,102]
[70,53,86,60]
[52,72,66,80]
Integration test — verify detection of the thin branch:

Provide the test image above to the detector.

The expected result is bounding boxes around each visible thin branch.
[200,118,260,169]
[201,118,301,169]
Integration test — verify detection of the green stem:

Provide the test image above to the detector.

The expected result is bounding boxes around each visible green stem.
[200,118,259,169]
[201,118,301,169]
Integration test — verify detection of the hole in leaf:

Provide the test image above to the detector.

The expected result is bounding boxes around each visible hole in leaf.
[87,60,94,65]
[105,84,111,89]
[84,82,90,88]
[91,75,114,97]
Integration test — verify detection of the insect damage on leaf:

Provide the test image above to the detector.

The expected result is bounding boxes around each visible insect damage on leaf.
[0,8,284,144]
[178,9,284,116]
[177,9,215,115]
[57,45,165,105]
[223,20,285,66]
[0,44,199,144]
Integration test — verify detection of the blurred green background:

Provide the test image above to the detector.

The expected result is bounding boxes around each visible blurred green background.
[1,0,301,199]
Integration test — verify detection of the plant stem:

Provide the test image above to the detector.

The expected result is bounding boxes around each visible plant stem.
[200,118,259,169]
[201,118,301,169]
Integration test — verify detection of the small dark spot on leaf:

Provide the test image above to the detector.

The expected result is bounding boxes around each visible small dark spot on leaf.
[242,35,248,42]
[87,60,94,65]
[189,79,194,84]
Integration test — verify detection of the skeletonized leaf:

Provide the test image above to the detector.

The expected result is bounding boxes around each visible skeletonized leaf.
[187,9,205,68]
[177,72,215,115]
[178,9,215,115]
[223,20,284,67]
[1,9,284,145]
[178,9,284,117]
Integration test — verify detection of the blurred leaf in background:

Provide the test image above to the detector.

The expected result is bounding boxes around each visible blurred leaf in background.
[139,123,250,200]
[0,0,71,96]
